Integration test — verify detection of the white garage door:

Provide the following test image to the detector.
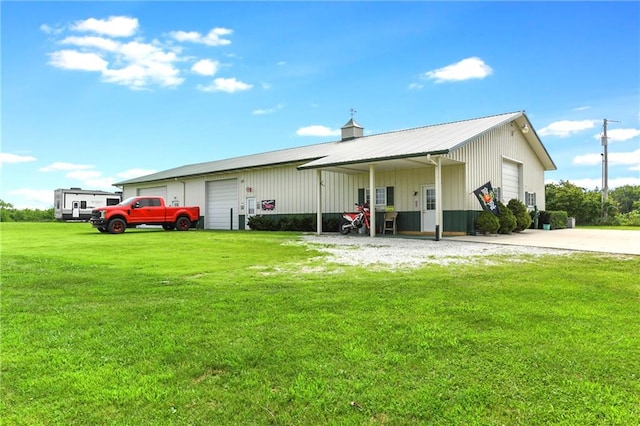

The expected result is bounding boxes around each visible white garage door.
[206,179,238,230]
[502,160,520,203]
[138,186,167,201]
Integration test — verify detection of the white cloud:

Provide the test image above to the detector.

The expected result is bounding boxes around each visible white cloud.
[296,125,341,137]
[39,162,94,172]
[71,16,139,38]
[423,57,493,83]
[197,77,253,93]
[408,83,423,90]
[116,168,157,179]
[45,17,237,90]
[561,177,640,191]
[573,106,591,111]
[192,59,219,76]
[0,153,37,164]
[6,189,54,210]
[538,120,597,137]
[61,35,120,52]
[252,103,285,115]
[572,153,602,166]
[82,177,120,190]
[49,39,184,89]
[169,27,232,46]
[595,128,640,142]
[66,170,102,180]
[40,24,64,35]
[48,50,108,71]
[573,149,640,170]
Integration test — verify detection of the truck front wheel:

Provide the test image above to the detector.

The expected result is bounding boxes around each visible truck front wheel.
[175,216,191,231]
[107,218,127,234]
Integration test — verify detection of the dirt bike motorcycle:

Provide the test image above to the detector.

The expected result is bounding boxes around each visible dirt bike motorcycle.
[340,203,371,235]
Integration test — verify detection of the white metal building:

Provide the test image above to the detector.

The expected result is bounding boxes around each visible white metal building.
[115,111,556,236]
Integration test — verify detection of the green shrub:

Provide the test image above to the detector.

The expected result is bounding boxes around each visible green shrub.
[536,210,567,230]
[548,211,568,229]
[323,217,340,232]
[247,214,317,232]
[475,211,500,234]
[497,201,517,234]
[247,215,278,231]
[507,199,532,232]
[620,210,640,226]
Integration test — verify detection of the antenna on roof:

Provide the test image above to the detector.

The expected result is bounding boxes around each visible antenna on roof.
[350,108,357,118]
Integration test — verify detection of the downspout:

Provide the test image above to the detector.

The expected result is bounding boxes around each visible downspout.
[316,169,322,235]
[369,164,376,237]
[426,155,442,240]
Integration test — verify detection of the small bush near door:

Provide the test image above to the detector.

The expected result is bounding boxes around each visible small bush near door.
[507,199,533,232]
[476,211,500,234]
[247,214,319,232]
[497,201,517,234]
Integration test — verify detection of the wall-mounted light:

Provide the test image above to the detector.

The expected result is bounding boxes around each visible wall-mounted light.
[521,124,530,134]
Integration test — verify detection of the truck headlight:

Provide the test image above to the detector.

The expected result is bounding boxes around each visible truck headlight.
[99,210,106,219]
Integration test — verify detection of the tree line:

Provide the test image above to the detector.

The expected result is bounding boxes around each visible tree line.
[1,183,639,225]
[0,200,55,222]
[545,182,640,226]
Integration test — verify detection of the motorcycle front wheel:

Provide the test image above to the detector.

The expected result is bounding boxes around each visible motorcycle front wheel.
[339,221,352,234]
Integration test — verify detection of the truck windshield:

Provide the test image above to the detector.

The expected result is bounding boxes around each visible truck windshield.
[118,197,138,206]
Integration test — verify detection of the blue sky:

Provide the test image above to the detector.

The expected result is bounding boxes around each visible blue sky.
[2,1,639,209]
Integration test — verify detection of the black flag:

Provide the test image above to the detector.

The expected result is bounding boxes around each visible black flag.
[473,182,500,216]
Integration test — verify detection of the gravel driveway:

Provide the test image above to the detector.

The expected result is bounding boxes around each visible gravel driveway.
[298,234,572,269]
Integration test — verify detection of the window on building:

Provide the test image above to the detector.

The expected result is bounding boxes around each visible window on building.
[425,188,436,210]
[494,187,502,203]
[525,192,536,208]
[365,187,387,206]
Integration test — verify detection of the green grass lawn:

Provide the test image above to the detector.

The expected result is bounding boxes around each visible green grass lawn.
[2,223,639,425]
[577,225,640,231]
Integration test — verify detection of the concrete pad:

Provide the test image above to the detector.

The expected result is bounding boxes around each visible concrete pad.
[451,228,640,255]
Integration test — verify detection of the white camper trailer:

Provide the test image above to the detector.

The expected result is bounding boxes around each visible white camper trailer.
[54,188,121,221]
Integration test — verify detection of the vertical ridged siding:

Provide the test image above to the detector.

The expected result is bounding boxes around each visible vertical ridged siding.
[446,123,548,210]
[121,121,549,221]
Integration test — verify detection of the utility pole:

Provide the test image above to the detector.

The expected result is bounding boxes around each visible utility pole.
[601,118,620,218]
[602,119,609,211]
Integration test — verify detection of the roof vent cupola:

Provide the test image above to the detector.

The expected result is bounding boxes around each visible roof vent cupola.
[341,118,363,141]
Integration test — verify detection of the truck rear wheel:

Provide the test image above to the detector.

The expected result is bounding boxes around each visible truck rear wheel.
[107,218,127,234]
[175,216,191,231]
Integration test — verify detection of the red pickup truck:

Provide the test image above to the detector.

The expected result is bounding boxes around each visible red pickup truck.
[89,196,200,234]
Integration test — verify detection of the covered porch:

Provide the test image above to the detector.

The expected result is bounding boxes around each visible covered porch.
[302,154,468,238]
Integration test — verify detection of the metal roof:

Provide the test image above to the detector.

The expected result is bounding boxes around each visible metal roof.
[299,111,527,169]
[115,141,337,185]
[115,111,555,186]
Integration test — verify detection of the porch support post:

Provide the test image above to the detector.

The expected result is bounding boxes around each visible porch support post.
[369,164,376,237]
[316,169,322,235]
[434,157,443,240]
